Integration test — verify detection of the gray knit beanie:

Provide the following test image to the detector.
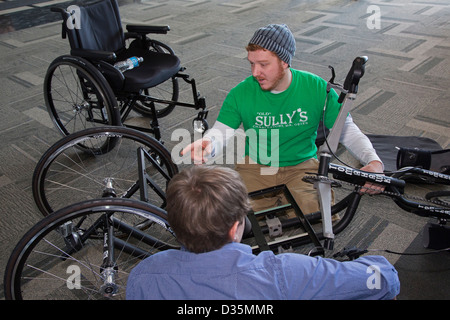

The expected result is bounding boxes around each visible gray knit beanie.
[248,24,296,66]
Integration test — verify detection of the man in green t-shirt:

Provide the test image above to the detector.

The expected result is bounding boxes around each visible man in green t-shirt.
[182,24,384,215]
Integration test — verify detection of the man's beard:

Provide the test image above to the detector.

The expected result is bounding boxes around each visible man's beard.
[256,62,286,92]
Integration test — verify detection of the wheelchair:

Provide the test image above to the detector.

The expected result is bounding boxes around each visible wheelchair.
[45,0,209,141]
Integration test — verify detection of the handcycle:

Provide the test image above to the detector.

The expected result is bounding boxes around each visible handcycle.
[4,57,449,300]
[4,125,180,299]
[4,197,179,299]
[5,140,448,300]
[45,0,209,143]
[242,56,449,256]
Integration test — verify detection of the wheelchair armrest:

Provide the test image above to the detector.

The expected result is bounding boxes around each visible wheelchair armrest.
[126,24,170,35]
[70,49,117,63]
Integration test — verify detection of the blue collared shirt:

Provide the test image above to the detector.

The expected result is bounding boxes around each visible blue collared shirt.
[126,242,399,300]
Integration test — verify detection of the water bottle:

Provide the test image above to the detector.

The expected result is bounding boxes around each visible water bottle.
[114,56,144,72]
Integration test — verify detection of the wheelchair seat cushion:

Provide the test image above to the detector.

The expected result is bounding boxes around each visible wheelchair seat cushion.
[117,47,181,92]
[71,0,180,92]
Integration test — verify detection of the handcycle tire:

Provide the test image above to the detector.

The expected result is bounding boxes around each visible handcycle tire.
[4,198,179,300]
[32,126,178,216]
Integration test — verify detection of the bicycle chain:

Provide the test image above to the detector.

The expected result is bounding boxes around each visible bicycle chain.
[303,174,449,207]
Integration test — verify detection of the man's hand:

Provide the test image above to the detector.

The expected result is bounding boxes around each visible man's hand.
[359,160,385,194]
[180,138,213,164]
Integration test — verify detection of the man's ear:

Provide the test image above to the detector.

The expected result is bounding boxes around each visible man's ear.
[228,221,240,242]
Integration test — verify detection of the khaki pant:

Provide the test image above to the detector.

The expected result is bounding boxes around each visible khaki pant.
[235,157,325,216]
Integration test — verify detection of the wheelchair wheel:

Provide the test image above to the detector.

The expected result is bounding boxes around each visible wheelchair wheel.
[129,39,179,118]
[44,56,121,137]
[4,198,179,300]
[32,126,178,217]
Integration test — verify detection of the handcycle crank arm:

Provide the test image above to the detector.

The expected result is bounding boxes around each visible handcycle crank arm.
[315,179,334,249]
[319,56,368,155]
[316,56,368,249]
[318,93,355,156]
[316,92,355,250]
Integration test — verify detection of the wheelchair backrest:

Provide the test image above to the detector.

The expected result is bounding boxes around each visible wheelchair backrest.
[65,0,125,53]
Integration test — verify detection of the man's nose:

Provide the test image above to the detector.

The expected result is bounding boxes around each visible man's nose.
[252,65,261,77]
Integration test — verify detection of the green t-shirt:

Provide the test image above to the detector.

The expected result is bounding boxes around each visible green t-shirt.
[216,69,342,167]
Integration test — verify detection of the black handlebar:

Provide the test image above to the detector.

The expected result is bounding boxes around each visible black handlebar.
[51,7,66,13]
[338,56,368,103]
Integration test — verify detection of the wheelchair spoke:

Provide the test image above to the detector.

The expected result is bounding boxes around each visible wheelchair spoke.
[44,57,120,136]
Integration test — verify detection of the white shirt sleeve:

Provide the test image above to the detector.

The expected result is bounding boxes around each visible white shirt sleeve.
[339,114,383,167]
[203,121,236,157]
[204,116,382,168]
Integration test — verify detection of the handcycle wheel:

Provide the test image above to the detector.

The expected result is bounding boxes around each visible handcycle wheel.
[32,126,178,217]
[44,55,121,137]
[127,38,179,118]
[4,198,179,300]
